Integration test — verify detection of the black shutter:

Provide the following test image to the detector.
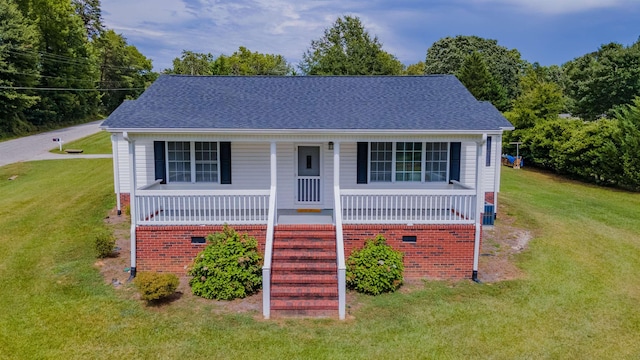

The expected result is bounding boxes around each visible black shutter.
[357,142,368,184]
[449,142,461,182]
[220,142,232,184]
[486,136,492,167]
[153,141,166,184]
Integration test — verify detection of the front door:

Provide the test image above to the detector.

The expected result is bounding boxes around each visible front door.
[296,146,321,203]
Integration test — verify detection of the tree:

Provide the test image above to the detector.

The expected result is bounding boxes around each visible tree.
[424,35,524,105]
[403,61,425,75]
[614,96,640,189]
[165,50,214,75]
[505,67,566,130]
[299,16,403,75]
[0,0,40,135]
[212,46,291,75]
[18,0,100,126]
[457,52,508,110]
[563,41,640,120]
[72,0,103,39]
[95,30,155,113]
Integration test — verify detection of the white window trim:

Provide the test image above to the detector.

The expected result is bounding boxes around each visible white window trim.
[368,141,450,184]
[166,141,220,184]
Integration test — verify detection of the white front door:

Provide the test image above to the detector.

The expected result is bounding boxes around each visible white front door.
[296,146,321,203]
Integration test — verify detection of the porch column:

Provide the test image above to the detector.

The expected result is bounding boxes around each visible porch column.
[111,134,122,215]
[473,134,487,281]
[333,142,346,320]
[124,132,137,278]
[263,141,277,319]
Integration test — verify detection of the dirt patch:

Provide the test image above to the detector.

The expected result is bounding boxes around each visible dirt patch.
[479,202,532,283]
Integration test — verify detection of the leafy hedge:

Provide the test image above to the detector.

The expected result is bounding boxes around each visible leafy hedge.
[507,97,640,190]
[346,235,404,295]
[188,226,262,300]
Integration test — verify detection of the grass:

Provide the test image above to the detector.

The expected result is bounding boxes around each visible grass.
[49,131,112,154]
[1,158,639,359]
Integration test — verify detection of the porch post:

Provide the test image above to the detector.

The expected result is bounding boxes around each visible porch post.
[473,134,487,282]
[124,132,137,279]
[263,141,277,319]
[333,142,346,320]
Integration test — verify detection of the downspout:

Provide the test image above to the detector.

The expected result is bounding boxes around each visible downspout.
[123,132,137,280]
[111,134,122,216]
[493,134,502,219]
[472,134,487,283]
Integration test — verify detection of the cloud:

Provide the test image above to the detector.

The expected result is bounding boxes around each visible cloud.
[470,0,633,14]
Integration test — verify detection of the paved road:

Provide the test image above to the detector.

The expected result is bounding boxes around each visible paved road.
[0,120,111,167]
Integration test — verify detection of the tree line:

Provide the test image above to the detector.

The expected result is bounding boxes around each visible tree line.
[2,7,640,190]
[0,0,154,138]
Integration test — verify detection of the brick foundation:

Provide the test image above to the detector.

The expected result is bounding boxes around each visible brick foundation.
[136,225,267,273]
[119,193,130,208]
[343,224,476,280]
[135,223,477,280]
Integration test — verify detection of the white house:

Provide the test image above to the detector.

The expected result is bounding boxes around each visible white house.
[101,75,514,319]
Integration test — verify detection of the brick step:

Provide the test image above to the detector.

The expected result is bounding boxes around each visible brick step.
[274,233,336,240]
[270,299,338,310]
[273,240,335,249]
[271,286,338,298]
[271,273,337,284]
[273,251,336,261]
[272,262,337,272]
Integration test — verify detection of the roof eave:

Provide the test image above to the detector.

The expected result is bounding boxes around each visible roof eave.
[101,127,509,135]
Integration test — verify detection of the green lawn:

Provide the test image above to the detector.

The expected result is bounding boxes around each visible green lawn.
[0,159,639,359]
[49,131,112,154]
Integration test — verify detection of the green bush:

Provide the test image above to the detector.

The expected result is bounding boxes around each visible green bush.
[95,232,116,258]
[346,235,404,295]
[188,225,262,300]
[133,272,179,302]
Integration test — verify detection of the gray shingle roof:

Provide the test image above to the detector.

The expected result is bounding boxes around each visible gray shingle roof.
[101,75,513,131]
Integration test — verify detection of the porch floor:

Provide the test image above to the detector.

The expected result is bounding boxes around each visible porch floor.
[277,209,334,225]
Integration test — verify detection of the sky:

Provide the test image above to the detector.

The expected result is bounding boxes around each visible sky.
[101,0,640,72]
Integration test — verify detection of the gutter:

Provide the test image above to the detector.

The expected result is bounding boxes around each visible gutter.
[123,132,137,280]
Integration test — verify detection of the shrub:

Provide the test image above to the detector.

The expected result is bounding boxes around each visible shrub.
[188,225,262,300]
[346,235,404,295]
[95,232,116,258]
[134,272,179,302]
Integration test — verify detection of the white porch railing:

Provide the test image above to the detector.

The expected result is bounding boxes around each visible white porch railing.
[340,189,476,224]
[135,189,270,225]
[297,176,321,203]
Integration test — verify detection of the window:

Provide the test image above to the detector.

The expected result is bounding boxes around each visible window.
[367,142,449,183]
[425,142,448,182]
[168,141,191,182]
[195,142,218,182]
[167,141,218,183]
[396,142,422,182]
[370,142,392,182]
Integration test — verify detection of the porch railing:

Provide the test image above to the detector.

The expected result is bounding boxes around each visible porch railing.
[135,189,270,225]
[340,189,476,224]
[297,176,321,203]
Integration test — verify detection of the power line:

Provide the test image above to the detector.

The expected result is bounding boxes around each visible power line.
[0,86,144,91]
[0,68,133,85]
[5,47,149,72]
